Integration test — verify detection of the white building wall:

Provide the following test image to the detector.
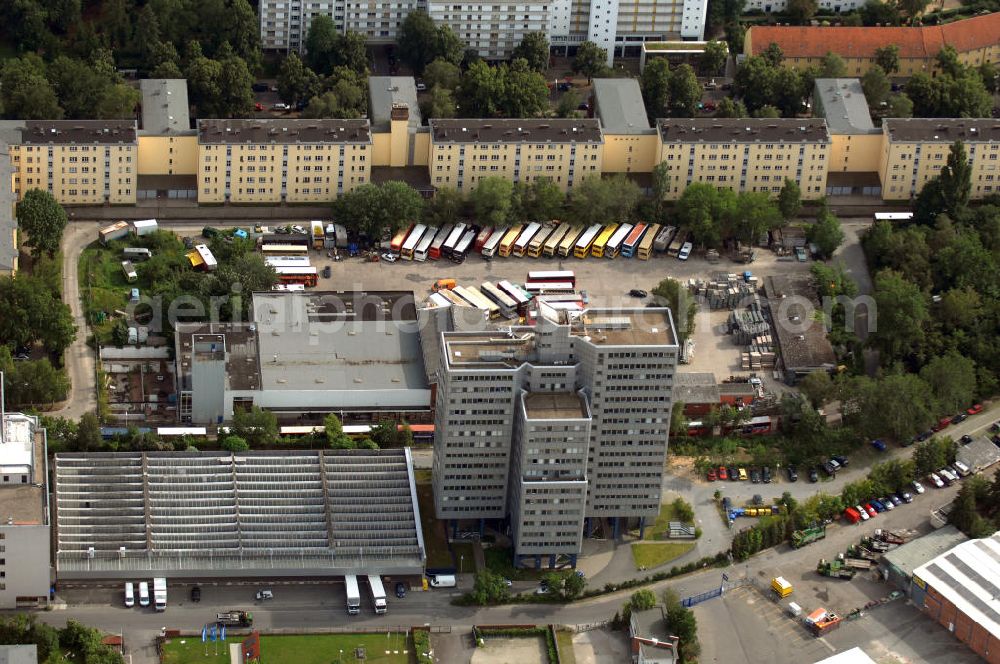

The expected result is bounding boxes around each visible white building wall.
[428,0,553,59]
[587,0,620,65]
[680,0,708,39]
[0,525,50,609]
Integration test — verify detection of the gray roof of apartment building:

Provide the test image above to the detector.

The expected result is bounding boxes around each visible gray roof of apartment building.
[658,118,830,144]
[0,122,24,274]
[139,79,193,135]
[430,119,603,144]
[0,645,38,664]
[198,119,372,144]
[882,525,967,577]
[884,118,1000,143]
[592,78,652,135]
[673,372,720,404]
[21,120,137,144]
[53,449,425,578]
[813,79,877,135]
[369,76,422,131]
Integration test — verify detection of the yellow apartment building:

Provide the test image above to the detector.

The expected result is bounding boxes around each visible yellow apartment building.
[745,13,1000,77]
[137,79,198,181]
[592,78,660,174]
[197,119,372,204]
[655,119,831,199]
[9,121,137,205]
[0,123,19,276]
[879,119,1000,201]
[427,119,604,192]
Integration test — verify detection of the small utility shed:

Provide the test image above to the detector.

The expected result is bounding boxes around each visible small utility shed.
[957,437,1000,474]
[880,525,967,596]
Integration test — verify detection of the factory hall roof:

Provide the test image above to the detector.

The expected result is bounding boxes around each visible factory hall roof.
[198,119,372,144]
[430,119,603,144]
[658,119,830,144]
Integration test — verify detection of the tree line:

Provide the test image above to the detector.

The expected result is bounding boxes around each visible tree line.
[0,614,124,664]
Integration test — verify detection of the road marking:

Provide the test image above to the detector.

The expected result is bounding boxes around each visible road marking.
[817,637,836,652]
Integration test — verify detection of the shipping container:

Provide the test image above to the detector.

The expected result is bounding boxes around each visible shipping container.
[99,221,130,244]
[132,219,158,236]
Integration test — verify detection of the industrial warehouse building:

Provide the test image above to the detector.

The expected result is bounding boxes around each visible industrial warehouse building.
[912,531,1000,663]
[174,291,431,425]
[53,449,425,580]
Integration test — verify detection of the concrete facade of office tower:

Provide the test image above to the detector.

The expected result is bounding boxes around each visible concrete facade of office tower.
[431,303,678,568]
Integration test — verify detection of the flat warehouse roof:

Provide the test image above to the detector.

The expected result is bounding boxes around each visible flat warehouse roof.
[198,119,372,144]
[430,119,603,144]
[54,450,425,578]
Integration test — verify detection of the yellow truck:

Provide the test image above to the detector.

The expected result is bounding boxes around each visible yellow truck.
[771,576,793,598]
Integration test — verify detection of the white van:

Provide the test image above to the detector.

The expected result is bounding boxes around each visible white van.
[138,582,150,607]
[938,468,957,485]
[428,574,456,588]
[677,242,693,261]
[124,582,135,607]
[952,460,971,477]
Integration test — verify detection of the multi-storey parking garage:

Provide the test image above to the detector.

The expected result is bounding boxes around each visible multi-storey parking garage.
[53,449,425,580]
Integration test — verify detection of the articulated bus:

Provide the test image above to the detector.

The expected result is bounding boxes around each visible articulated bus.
[429,223,453,260]
[442,222,468,259]
[513,222,541,257]
[636,223,660,260]
[557,227,582,258]
[573,224,603,258]
[481,225,508,258]
[480,282,518,318]
[400,224,427,260]
[621,223,648,258]
[874,212,913,223]
[452,229,476,263]
[604,223,633,259]
[498,225,523,257]
[591,223,619,258]
[414,226,438,262]
[527,225,555,258]
[497,280,533,313]
[389,224,414,254]
[527,271,576,288]
[542,224,571,257]
[262,244,309,256]
[275,266,318,287]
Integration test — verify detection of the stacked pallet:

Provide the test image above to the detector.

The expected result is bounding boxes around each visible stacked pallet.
[691,273,759,309]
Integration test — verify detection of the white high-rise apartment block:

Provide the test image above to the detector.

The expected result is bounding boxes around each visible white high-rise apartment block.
[260,0,708,65]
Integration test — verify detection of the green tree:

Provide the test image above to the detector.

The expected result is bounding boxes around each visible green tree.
[938,141,971,214]
[226,0,262,71]
[423,57,461,91]
[663,589,700,662]
[75,412,102,452]
[919,352,977,414]
[787,0,818,24]
[777,178,802,221]
[886,92,913,118]
[869,270,928,360]
[799,370,835,408]
[48,56,102,120]
[861,65,891,108]
[556,89,582,117]
[336,30,369,76]
[512,32,550,72]
[500,59,550,117]
[899,0,928,22]
[674,182,736,248]
[324,413,354,448]
[96,83,142,119]
[422,85,457,118]
[17,189,68,257]
[762,42,784,67]
[333,182,423,237]
[0,275,75,352]
[819,52,847,78]
[753,104,780,119]
[628,588,657,612]
[733,55,776,113]
[732,191,782,244]
[715,97,747,118]
[220,435,250,452]
[398,10,440,73]
[278,52,320,105]
[640,57,671,122]
[771,66,805,117]
[0,354,70,406]
[668,64,702,117]
[912,437,957,476]
[422,187,465,227]
[671,497,695,522]
[700,40,728,76]
[979,62,998,93]
[1,55,62,120]
[471,177,514,226]
[651,278,697,343]
[185,51,223,115]
[369,421,412,448]
[230,406,278,446]
[807,206,845,258]
[569,175,642,226]
[520,179,565,222]
[471,570,511,605]
[215,53,255,118]
[433,25,465,67]
[874,44,900,74]
[305,15,339,73]
[456,60,504,117]
[862,0,900,25]
[573,41,608,81]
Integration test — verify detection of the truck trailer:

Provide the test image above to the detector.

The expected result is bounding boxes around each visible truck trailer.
[367,575,387,615]
[791,525,826,548]
[153,577,167,611]
[344,574,361,615]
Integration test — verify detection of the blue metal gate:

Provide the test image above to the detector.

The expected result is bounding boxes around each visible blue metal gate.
[681,586,722,607]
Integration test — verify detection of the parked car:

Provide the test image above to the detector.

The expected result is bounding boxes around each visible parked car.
[762,466,772,483]
[832,455,849,467]
[911,480,925,494]
[918,429,933,441]
[191,586,201,602]
[628,289,648,298]
[967,403,983,415]
[795,246,808,261]
[706,469,717,481]
[322,265,332,278]
[938,468,957,485]
[808,467,819,483]
[901,492,913,503]
[871,439,887,452]
[254,102,263,111]
[990,421,1000,433]
[961,434,973,445]
[878,497,894,511]
[252,83,269,92]
[256,589,273,600]
[717,466,728,481]
[381,253,398,263]
[728,466,739,482]
[932,417,951,432]
[738,467,748,481]
[856,505,870,521]
[869,500,885,513]
[416,82,427,91]
[291,225,307,234]
[953,460,971,477]
[750,467,761,483]
[677,242,693,261]
[271,103,290,111]
[927,473,944,489]
[889,494,902,506]
[786,465,798,482]
[395,582,407,598]
[864,504,878,518]
[951,413,969,425]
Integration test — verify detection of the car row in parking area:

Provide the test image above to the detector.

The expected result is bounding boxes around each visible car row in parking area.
[845,482,923,523]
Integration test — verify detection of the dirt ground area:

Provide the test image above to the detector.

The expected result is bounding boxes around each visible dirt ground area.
[570,629,629,664]
[470,636,547,664]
